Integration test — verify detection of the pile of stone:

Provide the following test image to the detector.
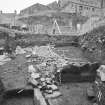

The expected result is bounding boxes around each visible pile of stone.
[15,46,26,55]
[87,65,105,105]
[20,45,68,98]
[28,64,62,99]
[0,54,11,65]
[24,45,68,67]
[80,26,105,53]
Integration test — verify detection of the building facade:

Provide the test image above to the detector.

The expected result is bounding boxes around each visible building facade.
[0,11,17,25]
[59,0,104,17]
[20,3,51,15]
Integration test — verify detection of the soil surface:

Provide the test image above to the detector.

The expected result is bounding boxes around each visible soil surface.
[60,83,92,105]
[55,46,88,63]
[1,46,92,105]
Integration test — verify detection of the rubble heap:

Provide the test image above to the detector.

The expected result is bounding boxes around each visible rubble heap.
[15,45,68,98]
[0,54,11,65]
[79,25,105,63]
[87,65,105,105]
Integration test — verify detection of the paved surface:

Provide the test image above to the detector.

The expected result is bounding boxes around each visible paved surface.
[0,54,31,91]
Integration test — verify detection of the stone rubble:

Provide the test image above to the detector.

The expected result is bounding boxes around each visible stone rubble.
[0,45,69,98]
[15,46,26,55]
[20,45,68,98]
[0,54,11,65]
[87,65,105,105]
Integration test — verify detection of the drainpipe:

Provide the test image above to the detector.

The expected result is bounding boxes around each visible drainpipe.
[14,10,17,26]
[101,0,104,8]
[101,0,104,18]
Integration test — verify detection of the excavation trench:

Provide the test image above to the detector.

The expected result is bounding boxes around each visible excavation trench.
[2,89,34,105]
[0,46,99,105]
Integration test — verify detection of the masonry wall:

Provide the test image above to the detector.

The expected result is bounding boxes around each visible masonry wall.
[76,5,102,16]
[59,0,101,8]
[60,0,102,17]
[61,3,76,13]
[102,8,105,16]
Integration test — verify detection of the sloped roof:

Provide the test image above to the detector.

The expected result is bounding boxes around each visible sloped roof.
[47,1,59,10]
[30,3,51,11]
[60,2,75,13]
[20,3,51,15]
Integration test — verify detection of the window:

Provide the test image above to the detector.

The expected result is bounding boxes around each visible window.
[71,4,74,7]
[84,7,87,9]
[86,7,89,10]
[79,11,82,15]
[92,8,95,11]
[79,6,83,10]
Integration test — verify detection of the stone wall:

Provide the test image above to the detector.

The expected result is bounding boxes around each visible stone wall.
[59,0,101,8]
[20,3,51,16]
[79,25,105,64]
[59,0,102,17]
[15,34,78,47]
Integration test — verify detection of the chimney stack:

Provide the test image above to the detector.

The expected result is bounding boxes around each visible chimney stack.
[0,10,2,14]
[14,10,17,14]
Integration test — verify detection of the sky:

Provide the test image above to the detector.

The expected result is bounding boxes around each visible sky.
[0,0,58,13]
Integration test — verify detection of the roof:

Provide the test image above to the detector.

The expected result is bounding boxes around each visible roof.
[47,1,60,10]
[20,3,51,15]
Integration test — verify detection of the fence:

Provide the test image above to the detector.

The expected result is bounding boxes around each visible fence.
[27,25,78,36]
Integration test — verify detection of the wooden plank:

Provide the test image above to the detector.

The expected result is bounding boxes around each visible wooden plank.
[34,88,47,105]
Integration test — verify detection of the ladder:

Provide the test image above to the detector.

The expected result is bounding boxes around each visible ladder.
[51,19,62,35]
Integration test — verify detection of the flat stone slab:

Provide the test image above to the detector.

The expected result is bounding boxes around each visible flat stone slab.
[0,55,29,91]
